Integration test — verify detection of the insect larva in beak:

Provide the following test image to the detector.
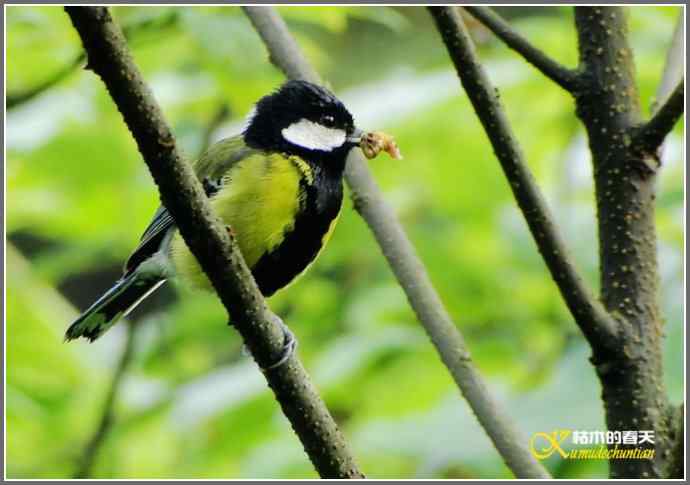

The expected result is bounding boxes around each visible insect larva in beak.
[360,131,402,160]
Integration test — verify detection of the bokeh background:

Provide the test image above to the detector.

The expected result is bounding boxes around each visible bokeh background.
[5,5,684,479]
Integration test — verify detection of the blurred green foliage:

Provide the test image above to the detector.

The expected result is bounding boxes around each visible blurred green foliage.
[6,6,684,479]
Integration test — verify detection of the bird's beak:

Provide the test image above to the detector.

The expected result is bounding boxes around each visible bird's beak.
[347,127,364,144]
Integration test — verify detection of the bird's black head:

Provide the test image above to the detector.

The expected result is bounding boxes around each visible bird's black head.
[244,80,361,170]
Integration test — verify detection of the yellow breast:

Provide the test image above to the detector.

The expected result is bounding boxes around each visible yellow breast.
[171,152,304,289]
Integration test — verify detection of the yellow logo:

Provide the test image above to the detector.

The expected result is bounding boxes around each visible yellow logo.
[530,429,571,459]
[529,429,656,460]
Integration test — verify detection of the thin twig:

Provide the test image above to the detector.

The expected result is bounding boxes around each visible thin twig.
[7,10,178,110]
[632,80,684,154]
[199,103,231,156]
[65,6,362,478]
[6,54,85,109]
[463,6,579,92]
[428,7,619,352]
[653,13,684,115]
[243,5,550,479]
[73,322,137,478]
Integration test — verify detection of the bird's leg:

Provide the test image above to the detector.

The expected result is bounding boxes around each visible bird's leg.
[241,314,298,371]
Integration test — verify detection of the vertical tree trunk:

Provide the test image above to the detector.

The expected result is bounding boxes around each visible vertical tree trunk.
[573,7,674,478]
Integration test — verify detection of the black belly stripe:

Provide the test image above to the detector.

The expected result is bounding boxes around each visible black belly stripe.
[251,177,343,296]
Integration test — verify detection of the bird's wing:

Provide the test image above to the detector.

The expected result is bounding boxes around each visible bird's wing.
[123,135,256,274]
[123,206,175,273]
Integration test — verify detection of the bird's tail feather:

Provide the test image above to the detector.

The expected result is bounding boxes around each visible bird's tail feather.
[65,272,165,342]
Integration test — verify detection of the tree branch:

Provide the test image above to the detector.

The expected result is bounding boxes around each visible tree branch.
[428,7,619,352]
[73,321,137,478]
[463,6,579,92]
[243,5,550,479]
[65,6,362,479]
[632,80,684,154]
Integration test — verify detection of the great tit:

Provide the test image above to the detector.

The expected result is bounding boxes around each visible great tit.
[66,80,365,350]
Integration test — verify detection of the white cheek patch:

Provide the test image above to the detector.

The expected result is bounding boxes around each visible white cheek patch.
[281,118,346,152]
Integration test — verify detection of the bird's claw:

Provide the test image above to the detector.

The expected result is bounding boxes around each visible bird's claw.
[242,315,297,371]
[263,317,297,371]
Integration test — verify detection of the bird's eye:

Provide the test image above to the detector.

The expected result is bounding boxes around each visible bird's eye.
[321,115,336,128]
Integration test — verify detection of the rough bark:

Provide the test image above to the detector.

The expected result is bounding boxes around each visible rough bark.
[244,5,550,479]
[65,6,363,478]
[572,7,675,478]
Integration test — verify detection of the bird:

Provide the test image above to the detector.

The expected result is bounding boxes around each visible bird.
[65,80,366,366]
